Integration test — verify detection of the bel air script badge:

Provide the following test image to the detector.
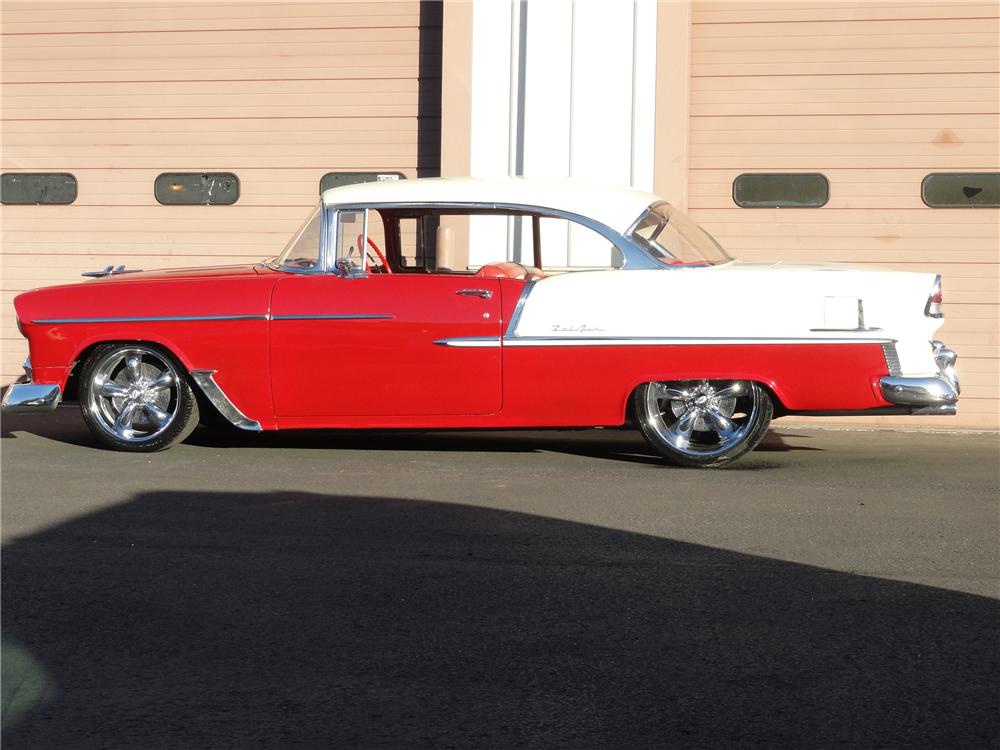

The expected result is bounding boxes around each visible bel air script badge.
[551,324,605,333]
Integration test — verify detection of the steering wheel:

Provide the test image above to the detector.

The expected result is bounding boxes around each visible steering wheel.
[357,234,391,274]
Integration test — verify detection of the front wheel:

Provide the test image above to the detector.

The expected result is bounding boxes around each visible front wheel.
[79,343,199,452]
[634,379,772,468]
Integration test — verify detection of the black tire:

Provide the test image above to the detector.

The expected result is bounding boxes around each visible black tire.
[79,342,199,452]
[634,379,773,468]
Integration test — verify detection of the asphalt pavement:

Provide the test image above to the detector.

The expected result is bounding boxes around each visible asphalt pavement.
[2,406,998,749]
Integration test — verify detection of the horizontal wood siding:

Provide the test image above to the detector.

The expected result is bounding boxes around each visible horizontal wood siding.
[689,1,999,429]
[1,0,440,379]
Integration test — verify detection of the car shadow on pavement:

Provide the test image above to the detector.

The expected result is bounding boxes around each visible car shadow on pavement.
[1,408,820,468]
[2,491,996,749]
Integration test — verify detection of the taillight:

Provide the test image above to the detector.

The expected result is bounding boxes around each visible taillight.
[925,275,943,318]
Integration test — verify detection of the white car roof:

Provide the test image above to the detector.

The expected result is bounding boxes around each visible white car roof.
[320,177,660,235]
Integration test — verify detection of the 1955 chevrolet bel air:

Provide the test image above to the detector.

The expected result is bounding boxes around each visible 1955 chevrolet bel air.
[2,177,959,466]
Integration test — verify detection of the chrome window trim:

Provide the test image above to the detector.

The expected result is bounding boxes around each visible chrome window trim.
[189,370,261,431]
[262,262,323,276]
[361,208,369,272]
[325,201,665,271]
[320,205,334,272]
[32,314,268,325]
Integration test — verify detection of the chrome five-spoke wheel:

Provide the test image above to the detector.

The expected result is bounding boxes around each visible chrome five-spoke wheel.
[80,343,199,451]
[634,379,773,467]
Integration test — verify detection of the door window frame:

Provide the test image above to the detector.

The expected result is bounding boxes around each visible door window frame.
[320,200,661,274]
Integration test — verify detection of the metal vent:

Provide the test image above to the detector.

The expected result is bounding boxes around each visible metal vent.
[881,342,902,376]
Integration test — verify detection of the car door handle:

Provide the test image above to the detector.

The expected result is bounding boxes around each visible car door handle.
[455,288,493,299]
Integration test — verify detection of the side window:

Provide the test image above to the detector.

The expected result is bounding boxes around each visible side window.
[397,214,455,272]
[335,210,365,271]
[333,209,391,274]
[397,216,431,270]
[380,209,623,275]
[470,214,622,272]
[362,209,389,272]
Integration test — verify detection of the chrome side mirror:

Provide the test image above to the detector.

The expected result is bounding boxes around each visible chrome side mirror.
[335,257,367,279]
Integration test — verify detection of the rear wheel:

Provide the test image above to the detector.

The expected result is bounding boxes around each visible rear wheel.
[634,379,772,468]
[79,343,199,452]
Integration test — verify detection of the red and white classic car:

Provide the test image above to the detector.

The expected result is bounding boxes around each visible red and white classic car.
[3,178,959,466]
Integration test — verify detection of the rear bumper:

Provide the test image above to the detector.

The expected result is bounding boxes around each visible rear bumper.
[879,341,960,415]
[1,357,62,414]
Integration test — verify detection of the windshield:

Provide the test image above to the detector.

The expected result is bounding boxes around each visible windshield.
[629,203,730,266]
[273,205,323,270]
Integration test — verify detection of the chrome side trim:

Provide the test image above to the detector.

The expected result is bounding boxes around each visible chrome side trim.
[502,336,895,347]
[881,342,902,376]
[189,370,262,431]
[32,314,267,325]
[504,281,537,337]
[270,314,394,321]
[433,337,502,348]
[880,376,958,406]
[2,383,62,414]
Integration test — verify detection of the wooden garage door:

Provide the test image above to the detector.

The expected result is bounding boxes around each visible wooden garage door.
[0,1,441,383]
[688,1,999,429]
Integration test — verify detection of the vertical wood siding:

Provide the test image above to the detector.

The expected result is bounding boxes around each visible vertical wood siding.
[689,1,999,429]
[1,0,440,378]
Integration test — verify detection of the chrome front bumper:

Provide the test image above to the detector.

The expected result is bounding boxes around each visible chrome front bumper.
[1,357,62,414]
[880,341,960,415]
